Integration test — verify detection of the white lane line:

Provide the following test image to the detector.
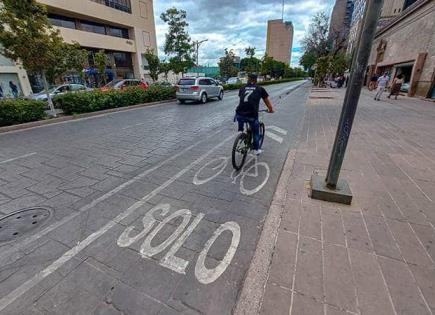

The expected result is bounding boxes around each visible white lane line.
[266,132,284,144]
[0,152,37,165]
[0,129,222,261]
[268,126,288,135]
[0,133,234,312]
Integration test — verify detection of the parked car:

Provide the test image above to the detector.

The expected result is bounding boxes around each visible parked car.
[100,79,148,92]
[400,82,410,93]
[176,77,224,104]
[226,77,241,85]
[30,84,91,101]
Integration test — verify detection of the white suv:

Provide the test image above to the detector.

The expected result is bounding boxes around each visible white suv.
[176,77,224,104]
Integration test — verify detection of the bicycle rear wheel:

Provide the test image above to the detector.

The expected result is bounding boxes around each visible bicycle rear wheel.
[232,133,248,171]
[259,123,265,149]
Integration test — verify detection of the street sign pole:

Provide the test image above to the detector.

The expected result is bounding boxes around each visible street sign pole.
[310,0,384,204]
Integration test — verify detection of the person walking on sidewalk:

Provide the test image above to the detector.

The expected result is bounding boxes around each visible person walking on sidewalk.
[374,73,389,101]
[387,74,404,100]
[369,73,379,91]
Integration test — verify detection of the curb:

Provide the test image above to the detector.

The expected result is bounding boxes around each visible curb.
[0,98,176,134]
[233,84,309,315]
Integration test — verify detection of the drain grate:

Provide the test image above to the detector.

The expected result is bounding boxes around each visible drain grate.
[0,207,52,243]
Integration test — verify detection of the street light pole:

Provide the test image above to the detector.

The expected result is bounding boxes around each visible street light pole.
[193,39,208,77]
[310,0,384,205]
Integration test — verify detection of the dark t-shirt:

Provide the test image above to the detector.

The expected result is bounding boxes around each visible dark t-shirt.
[236,84,269,119]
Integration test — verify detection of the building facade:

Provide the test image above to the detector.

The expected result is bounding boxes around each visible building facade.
[329,0,354,51]
[266,19,294,65]
[367,0,435,98]
[347,0,416,54]
[0,0,157,96]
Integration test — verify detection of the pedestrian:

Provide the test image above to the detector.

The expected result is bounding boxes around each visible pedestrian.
[345,75,349,87]
[387,74,404,100]
[369,73,379,91]
[374,73,389,101]
[9,81,18,98]
[0,84,3,99]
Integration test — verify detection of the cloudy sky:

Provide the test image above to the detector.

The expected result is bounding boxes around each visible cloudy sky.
[153,0,335,67]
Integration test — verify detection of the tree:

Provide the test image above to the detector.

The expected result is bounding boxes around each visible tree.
[241,46,260,74]
[94,50,109,86]
[143,48,160,82]
[300,50,317,75]
[0,0,66,115]
[301,12,330,59]
[160,7,194,75]
[218,49,238,78]
[329,52,349,76]
[46,43,88,83]
[159,60,171,81]
[245,46,256,58]
[314,56,330,86]
[261,54,274,78]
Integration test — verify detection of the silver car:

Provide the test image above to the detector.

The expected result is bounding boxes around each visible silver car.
[176,77,224,104]
[31,84,91,101]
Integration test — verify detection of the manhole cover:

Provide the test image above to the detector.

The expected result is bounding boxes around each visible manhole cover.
[0,207,52,243]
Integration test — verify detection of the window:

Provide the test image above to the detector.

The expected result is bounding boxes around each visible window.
[199,79,211,86]
[48,14,76,29]
[91,0,131,13]
[80,20,106,35]
[113,52,132,68]
[71,84,86,91]
[178,79,195,86]
[107,26,129,39]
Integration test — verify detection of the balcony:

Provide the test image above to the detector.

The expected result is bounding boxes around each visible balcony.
[90,0,131,13]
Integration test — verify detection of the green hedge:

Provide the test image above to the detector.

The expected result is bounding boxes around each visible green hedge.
[0,99,46,127]
[54,85,176,115]
[223,77,305,90]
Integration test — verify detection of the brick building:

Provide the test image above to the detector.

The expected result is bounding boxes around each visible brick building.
[266,19,294,65]
[329,0,354,51]
[367,0,435,98]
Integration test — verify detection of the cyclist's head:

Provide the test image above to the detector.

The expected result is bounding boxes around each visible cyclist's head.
[248,73,258,84]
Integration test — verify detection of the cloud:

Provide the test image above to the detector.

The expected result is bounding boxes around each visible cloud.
[153,0,335,67]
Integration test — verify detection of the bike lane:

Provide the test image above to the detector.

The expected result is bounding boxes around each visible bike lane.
[0,83,310,315]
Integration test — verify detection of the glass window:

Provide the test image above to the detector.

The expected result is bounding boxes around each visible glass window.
[80,21,106,35]
[107,26,129,39]
[178,79,195,86]
[48,14,76,29]
[113,52,132,68]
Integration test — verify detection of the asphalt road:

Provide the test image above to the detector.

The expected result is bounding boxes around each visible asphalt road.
[0,80,310,314]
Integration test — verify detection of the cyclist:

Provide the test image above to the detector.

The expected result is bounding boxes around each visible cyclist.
[235,73,274,155]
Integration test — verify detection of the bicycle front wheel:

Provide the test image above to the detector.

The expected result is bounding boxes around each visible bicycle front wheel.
[232,133,248,171]
[259,123,265,149]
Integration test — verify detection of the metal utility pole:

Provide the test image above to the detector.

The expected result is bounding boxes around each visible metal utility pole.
[310,0,384,205]
[282,0,285,20]
[193,39,208,76]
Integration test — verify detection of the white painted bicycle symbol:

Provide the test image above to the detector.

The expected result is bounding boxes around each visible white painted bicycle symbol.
[193,155,270,196]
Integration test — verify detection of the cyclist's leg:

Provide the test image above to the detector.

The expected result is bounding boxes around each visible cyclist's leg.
[251,119,260,150]
[236,115,244,132]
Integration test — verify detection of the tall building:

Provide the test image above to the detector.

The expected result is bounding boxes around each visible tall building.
[367,0,434,98]
[347,0,407,54]
[0,0,158,96]
[329,0,355,51]
[266,19,294,65]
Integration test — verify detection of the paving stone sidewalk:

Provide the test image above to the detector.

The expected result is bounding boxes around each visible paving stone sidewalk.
[258,88,435,315]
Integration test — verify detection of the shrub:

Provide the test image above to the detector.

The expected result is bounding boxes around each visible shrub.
[223,77,305,90]
[0,99,46,126]
[55,86,176,115]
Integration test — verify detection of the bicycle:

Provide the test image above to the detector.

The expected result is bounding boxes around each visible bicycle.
[232,110,268,171]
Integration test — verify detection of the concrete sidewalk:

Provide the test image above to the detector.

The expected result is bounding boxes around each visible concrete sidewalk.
[248,88,435,314]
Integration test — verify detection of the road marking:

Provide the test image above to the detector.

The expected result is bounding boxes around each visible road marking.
[265,125,288,144]
[0,152,37,164]
[0,133,234,312]
[265,132,284,143]
[0,129,222,262]
[268,126,288,135]
[195,221,241,284]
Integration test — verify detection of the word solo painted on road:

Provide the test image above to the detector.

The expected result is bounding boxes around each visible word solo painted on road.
[116,155,270,284]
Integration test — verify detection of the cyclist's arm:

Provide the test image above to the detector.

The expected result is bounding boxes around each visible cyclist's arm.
[263,96,274,113]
